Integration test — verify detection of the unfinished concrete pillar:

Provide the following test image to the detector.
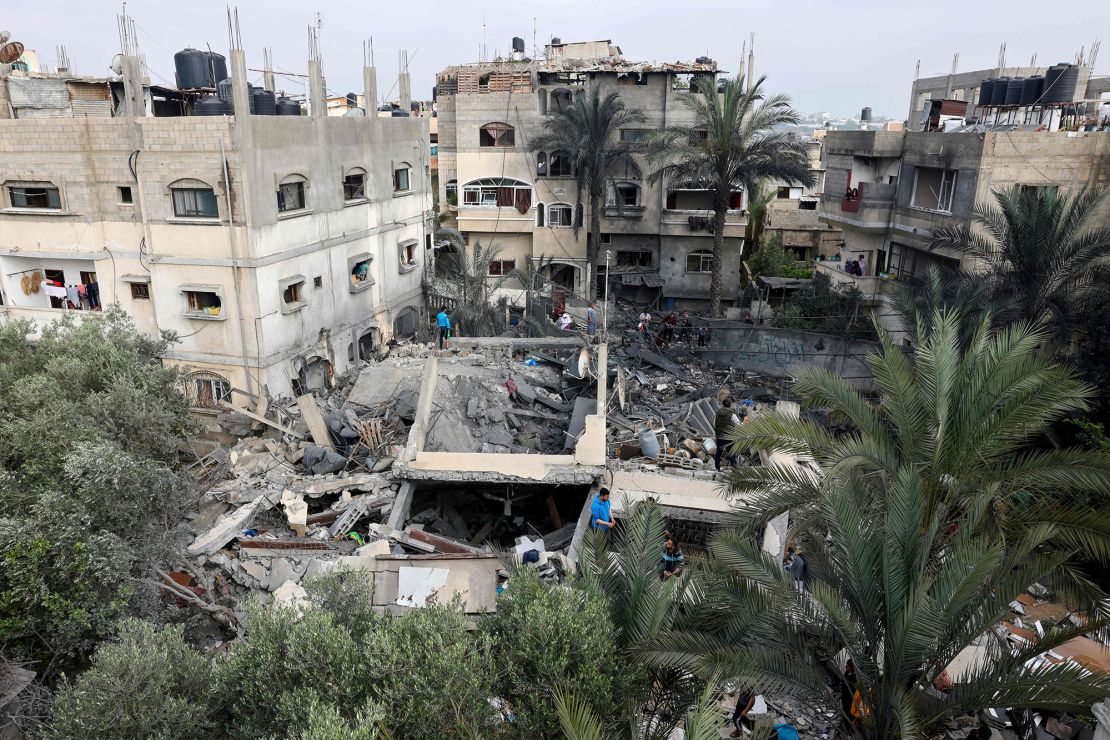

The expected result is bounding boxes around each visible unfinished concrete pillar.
[230,49,251,121]
[308,59,325,118]
[364,65,378,114]
[120,55,146,118]
[399,71,411,114]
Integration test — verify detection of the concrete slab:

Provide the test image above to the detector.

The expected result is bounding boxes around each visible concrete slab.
[187,497,271,555]
[396,566,450,607]
[564,397,597,450]
[347,362,423,408]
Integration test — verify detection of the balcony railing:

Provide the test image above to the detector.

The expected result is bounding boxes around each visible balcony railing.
[815,261,888,303]
[839,181,896,213]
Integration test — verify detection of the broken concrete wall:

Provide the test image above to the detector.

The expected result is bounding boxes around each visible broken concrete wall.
[701,324,879,389]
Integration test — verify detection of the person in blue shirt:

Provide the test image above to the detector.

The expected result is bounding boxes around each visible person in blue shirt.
[590,487,614,534]
[435,306,451,350]
[586,302,597,338]
[661,537,685,580]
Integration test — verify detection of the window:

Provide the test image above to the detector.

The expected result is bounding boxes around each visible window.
[184,289,222,317]
[8,183,61,209]
[169,179,218,218]
[777,186,791,199]
[399,240,419,272]
[479,122,515,147]
[277,175,307,213]
[343,169,366,201]
[535,203,545,227]
[685,251,713,273]
[612,183,641,207]
[349,253,375,292]
[488,259,516,276]
[130,283,149,300]
[314,275,323,288]
[393,165,411,193]
[616,250,652,267]
[536,152,547,176]
[118,186,133,204]
[550,89,573,113]
[281,276,306,311]
[911,167,957,213]
[619,129,650,144]
[799,200,817,210]
[460,178,531,211]
[600,232,611,245]
[188,371,232,409]
[548,151,572,177]
[548,204,574,227]
[445,179,458,205]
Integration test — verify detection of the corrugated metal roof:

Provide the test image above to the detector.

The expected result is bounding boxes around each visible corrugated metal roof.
[7,76,69,109]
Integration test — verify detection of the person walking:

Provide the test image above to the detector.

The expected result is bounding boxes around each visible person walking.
[730,690,756,737]
[586,302,598,338]
[714,398,745,470]
[696,325,707,348]
[661,537,685,580]
[435,306,451,350]
[590,487,615,536]
[784,545,807,591]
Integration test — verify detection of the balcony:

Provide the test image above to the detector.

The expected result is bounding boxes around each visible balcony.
[814,261,888,304]
[822,182,896,232]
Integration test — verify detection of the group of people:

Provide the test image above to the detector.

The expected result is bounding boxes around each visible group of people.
[842,255,867,276]
[589,488,685,581]
[553,302,599,338]
[637,310,706,348]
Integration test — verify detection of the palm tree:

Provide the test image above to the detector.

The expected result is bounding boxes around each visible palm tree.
[652,465,1110,739]
[929,185,1110,349]
[429,230,522,336]
[648,75,814,318]
[532,89,645,301]
[723,310,1110,607]
[888,264,1004,349]
[743,178,776,253]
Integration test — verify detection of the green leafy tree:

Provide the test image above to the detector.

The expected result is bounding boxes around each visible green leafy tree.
[648,75,814,317]
[430,230,523,336]
[747,232,792,279]
[483,567,635,739]
[772,272,877,341]
[532,88,645,300]
[929,185,1110,349]
[48,620,218,740]
[0,308,192,673]
[743,179,776,255]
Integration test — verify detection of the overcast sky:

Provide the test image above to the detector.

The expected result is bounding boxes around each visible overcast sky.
[9,0,1108,118]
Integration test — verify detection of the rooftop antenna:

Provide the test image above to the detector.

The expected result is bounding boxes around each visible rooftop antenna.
[532,17,537,59]
[913,58,920,80]
[996,42,1006,73]
[1089,39,1100,69]
[482,13,487,62]
[1030,52,1037,66]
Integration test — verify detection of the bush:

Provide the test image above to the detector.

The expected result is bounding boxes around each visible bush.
[48,620,217,740]
[483,569,634,739]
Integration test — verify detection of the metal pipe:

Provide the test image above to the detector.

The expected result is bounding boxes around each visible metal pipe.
[219,138,256,397]
[603,249,611,339]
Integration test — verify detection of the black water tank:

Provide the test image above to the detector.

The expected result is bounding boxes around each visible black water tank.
[1053,64,1080,103]
[512,37,525,53]
[252,89,276,115]
[861,106,872,121]
[1042,64,1068,103]
[978,79,996,106]
[345,92,358,108]
[276,96,300,115]
[216,78,233,102]
[194,95,232,116]
[1004,77,1024,106]
[1021,76,1044,105]
[390,109,409,117]
[174,48,208,89]
[551,37,561,45]
[205,52,227,88]
[990,76,1010,105]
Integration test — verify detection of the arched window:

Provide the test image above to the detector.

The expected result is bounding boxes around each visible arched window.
[550,88,572,113]
[548,203,574,228]
[169,178,218,218]
[460,178,532,212]
[685,250,714,273]
[479,122,515,147]
[535,202,545,227]
[343,167,367,201]
[548,151,572,177]
[536,152,547,176]
[537,89,548,115]
[186,370,231,409]
[277,173,307,213]
[445,179,458,206]
[609,182,641,207]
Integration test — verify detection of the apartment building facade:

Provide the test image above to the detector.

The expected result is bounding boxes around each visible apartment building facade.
[0,50,431,412]
[435,39,749,309]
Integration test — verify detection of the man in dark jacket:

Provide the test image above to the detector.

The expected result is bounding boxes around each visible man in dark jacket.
[714,398,745,470]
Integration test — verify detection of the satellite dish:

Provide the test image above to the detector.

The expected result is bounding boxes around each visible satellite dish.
[0,32,11,45]
[110,54,124,75]
[0,40,24,65]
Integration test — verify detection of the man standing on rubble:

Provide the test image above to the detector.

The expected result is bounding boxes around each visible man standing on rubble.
[436,306,451,351]
[586,302,598,339]
[714,398,745,470]
[591,487,615,536]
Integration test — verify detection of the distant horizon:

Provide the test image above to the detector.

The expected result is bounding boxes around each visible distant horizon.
[6,0,1106,120]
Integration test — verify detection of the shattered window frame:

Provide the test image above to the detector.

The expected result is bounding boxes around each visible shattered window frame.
[187,371,232,409]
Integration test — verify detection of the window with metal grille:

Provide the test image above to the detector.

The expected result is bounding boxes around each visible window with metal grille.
[343,170,366,200]
[277,179,306,212]
[685,251,713,273]
[488,259,516,276]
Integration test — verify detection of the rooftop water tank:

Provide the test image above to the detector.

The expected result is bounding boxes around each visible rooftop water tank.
[194,95,232,116]
[174,49,225,89]
[1021,76,1044,105]
[512,37,525,53]
[1052,64,1080,103]
[252,89,276,115]
[216,78,233,102]
[1004,77,1025,106]
[990,76,1010,106]
[1042,64,1070,103]
[276,96,300,115]
[978,79,995,106]
[861,106,872,121]
[205,52,227,88]
[390,109,410,117]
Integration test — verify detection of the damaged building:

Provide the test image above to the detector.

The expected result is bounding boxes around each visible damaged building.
[435,38,749,310]
[0,28,431,413]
